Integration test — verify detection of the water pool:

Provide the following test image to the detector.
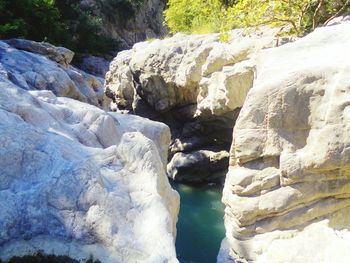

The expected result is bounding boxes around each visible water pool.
[171,182,225,263]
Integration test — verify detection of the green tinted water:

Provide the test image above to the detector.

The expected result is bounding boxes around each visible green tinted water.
[171,182,225,263]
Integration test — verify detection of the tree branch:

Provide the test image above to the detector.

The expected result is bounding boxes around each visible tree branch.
[312,0,324,30]
[324,0,350,26]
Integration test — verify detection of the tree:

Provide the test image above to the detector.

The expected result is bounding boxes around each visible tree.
[164,0,350,36]
[164,0,225,33]
[227,0,350,35]
[0,0,121,55]
[0,0,64,40]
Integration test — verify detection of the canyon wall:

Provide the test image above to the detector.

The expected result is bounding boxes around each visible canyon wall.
[220,20,350,263]
[105,28,282,182]
[80,0,167,49]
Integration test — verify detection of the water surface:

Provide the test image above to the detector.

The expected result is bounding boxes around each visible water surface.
[171,182,225,263]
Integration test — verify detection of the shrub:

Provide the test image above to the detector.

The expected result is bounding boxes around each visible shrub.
[0,0,64,40]
[164,0,350,36]
[0,0,122,55]
[164,0,226,34]
[227,0,350,35]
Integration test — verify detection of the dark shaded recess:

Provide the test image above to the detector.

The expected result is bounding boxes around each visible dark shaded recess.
[1,253,102,263]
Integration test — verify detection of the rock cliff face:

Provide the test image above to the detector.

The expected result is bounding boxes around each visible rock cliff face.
[0,39,109,109]
[0,41,179,262]
[81,0,167,49]
[221,21,350,263]
[105,28,281,182]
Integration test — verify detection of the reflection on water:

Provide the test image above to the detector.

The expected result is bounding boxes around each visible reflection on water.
[171,182,225,263]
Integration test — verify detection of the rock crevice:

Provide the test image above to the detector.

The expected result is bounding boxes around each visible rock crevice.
[105,28,282,182]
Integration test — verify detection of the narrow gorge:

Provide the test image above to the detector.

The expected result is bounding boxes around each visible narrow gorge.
[1,1,350,262]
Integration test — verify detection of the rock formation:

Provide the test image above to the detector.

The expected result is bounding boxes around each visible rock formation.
[105,27,282,182]
[220,20,350,263]
[80,0,167,49]
[0,39,108,109]
[75,56,110,78]
[0,42,179,263]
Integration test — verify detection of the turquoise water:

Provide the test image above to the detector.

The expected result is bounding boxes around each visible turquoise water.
[171,182,226,263]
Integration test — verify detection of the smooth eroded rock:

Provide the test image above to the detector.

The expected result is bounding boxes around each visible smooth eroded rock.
[0,74,179,263]
[5,38,74,67]
[1,40,109,109]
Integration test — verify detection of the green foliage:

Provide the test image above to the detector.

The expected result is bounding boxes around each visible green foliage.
[0,0,123,55]
[164,0,226,34]
[96,0,143,22]
[0,0,64,40]
[227,0,350,35]
[54,0,121,55]
[227,0,315,35]
[164,0,350,36]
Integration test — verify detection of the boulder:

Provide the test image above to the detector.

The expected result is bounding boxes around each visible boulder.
[0,74,179,263]
[1,40,109,109]
[105,27,282,182]
[76,56,110,78]
[221,21,350,263]
[167,148,229,183]
[5,39,74,67]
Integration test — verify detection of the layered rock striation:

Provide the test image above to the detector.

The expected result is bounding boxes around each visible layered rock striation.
[0,42,179,263]
[221,20,350,263]
[105,28,282,182]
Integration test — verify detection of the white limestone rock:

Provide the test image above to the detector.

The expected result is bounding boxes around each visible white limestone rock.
[1,40,109,109]
[105,27,283,182]
[105,27,281,118]
[221,21,350,263]
[5,38,74,67]
[0,75,179,263]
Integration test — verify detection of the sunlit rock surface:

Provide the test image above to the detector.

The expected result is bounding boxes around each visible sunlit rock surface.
[0,71,179,262]
[105,27,282,182]
[221,21,350,263]
[0,39,108,109]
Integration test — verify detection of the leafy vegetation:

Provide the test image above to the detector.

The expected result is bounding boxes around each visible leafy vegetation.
[164,0,350,36]
[0,0,141,55]
[164,0,226,34]
[227,0,350,35]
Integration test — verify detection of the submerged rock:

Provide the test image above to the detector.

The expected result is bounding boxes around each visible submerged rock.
[105,27,282,182]
[0,40,109,109]
[0,70,179,262]
[221,20,350,263]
